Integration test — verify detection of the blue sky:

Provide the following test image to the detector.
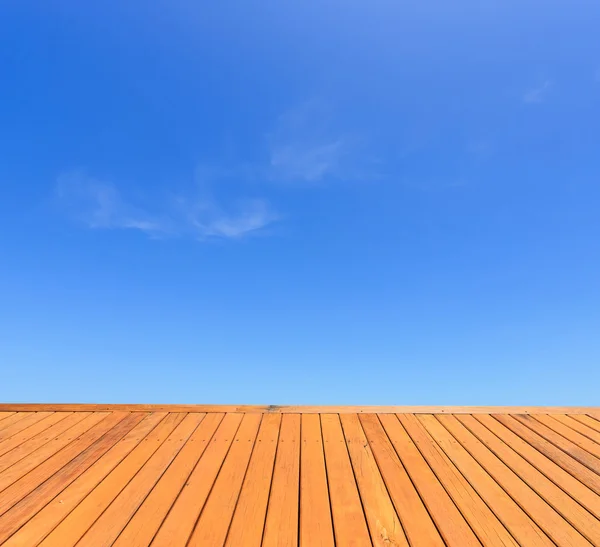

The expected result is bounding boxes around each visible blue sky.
[1,0,599,405]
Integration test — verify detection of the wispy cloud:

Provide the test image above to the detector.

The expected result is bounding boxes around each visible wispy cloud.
[57,172,276,241]
[523,80,552,104]
[266,100,369,184]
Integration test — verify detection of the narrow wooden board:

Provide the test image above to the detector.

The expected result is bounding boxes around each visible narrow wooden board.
[2,413,166,547]
[0,412,114,506]
[512,415,600,476]
[1,404,599,414]
[321,413,372,547]
[186,413,262,546]
[438,415,591,547]
[0,412,71,459]
[534,415,600,459]
[0,412,145,544]
[475,414,600,520]
[39,413,186,547]
[417,415,553,547]
[340,413,409,547]
[262,414,301,547]
[494,414,600,496]
[457,414,600,545]
[299,414,335,547]
[113,413,225,546]
[398,414,519,547]
[225,414,282,546]
[150,412,244,546]
[0,412,53,443]
[77,413,206,547]
[360,414,444,546]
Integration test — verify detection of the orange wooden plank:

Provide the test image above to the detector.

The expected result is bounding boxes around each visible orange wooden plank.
[0,413,30,433]
[225,414,282,546]
[2,413,166,547]
[0,412,53,443]
[151,412,243,546]
[374,414,480,547]
[0,412,17,425]
[320,414,371,547]
[417,415,552,547]
[262,414,301,547]
[299,413,335,547]
[0,412,127,518]
[0,412,145,544]
[476,414,600,520]
[570,414,600,434]
[187,413,262,546]
[513,415,600,475]
[340,413,409,547]
[113,413,224,547]
[39,412,185,547]
[0,412,71,459]
[359,414,444,546]
[0,412,106,495]
[551,414,600,445]
[533,415,600,460]
[457,414,600,545]
[2,404,599,414]
[495,414,600,497]
[399,414,519,547]
[78,413,206,547]
[438,415,592,547]
[0,413,87,475]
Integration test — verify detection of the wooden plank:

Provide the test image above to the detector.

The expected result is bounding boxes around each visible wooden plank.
[77,413,206,547]
[0,412,53,443]
[187,413,262,546]
[0,413,30,433]
[495,414,600,497]
[399,414,519,547]
[533,415,600,459]
[374,414,480,547]
[0,412,127,518]
[0,412,145,544]
[2,413,166,547]
[513,415,600,475]
[320,414,371,547]
[570,415,600,434]
[1,404,599,414]
[0,412,17,425]
[39,412,185,547]
[438,415,592,547]
[0,412,104,494]
[0,413,87,474]
[299,414,335,547]
[476,414,600,520]
[151,412,243,546]
[340,413,409,547]
[551,415,600,445]
[457,414,600,545]
[225,414,282,546]
[417,415,553,547]
[262,414,301,547]
[0,412,71,459]
[113,413,224,547]
[360,414,444,546]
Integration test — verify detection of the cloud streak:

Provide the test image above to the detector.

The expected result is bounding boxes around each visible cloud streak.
[57,172,276,241]
[523,80,552,104]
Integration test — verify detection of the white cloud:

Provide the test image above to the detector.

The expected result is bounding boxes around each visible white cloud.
[57,172,276,241]
[523,80,552,103]
[266,101,357,184]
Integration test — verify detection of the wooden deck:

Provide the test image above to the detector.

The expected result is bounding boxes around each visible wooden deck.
[0,406,599,546]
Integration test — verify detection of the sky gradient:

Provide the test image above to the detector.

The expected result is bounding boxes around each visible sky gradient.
[1,0,600,405]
